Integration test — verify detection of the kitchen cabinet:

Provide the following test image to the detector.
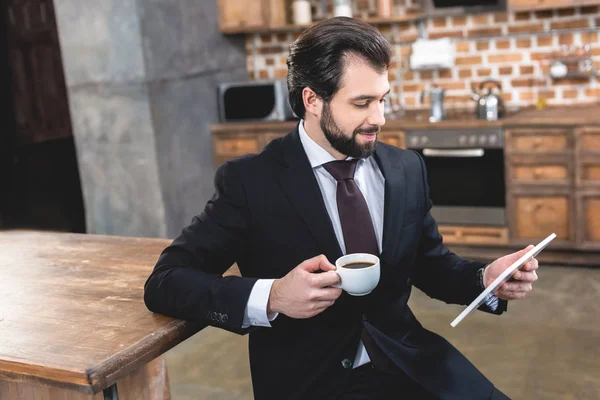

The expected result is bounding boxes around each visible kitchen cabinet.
[212,115,600,265]
[575,127,600,188]
[576,191,600,249]
[509,0,577,11]
[505,127,575,247]
[505,128,571,154]
[506,154,572,187]
[217,0,287,33]
[574,126,600,249]
[212,126,405,167]
[379,131,406,149]
[438,226,509,245]
[508,190,574,246]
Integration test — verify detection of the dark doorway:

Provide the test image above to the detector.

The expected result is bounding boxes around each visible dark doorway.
[1,0,85,233]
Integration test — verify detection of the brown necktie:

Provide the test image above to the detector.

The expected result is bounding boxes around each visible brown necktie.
[322,159,378,256]
[323,159,398,373]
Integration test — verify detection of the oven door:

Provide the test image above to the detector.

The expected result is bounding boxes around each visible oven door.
[416,147,506,226]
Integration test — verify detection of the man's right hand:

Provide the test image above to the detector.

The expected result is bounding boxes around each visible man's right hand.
[267,255,342,319]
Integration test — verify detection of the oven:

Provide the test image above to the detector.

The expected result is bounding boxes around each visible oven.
[406,128,506,226]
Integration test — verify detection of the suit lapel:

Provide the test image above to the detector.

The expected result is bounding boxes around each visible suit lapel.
[374,143,406,265]
[277,127,343,260]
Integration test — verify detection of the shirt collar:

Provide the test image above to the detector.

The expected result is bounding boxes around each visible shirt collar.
[298,120,363,169]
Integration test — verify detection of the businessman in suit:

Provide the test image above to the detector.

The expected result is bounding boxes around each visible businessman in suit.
[144,17,539,400]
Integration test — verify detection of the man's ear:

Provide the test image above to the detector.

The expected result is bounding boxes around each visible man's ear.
[302,87,322,118]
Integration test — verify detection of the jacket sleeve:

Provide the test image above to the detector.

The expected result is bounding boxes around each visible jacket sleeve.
[144,160,259,334]
[410,151,507,314]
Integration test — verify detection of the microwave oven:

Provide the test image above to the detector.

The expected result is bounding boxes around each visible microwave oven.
[217,80,297,122]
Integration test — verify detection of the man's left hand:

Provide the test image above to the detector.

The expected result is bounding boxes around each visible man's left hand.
[484,245,539,301]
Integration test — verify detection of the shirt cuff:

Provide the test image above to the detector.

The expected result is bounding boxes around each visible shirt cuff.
[478,265,499,311]
[242,279,279,328]
[482,292,499,311]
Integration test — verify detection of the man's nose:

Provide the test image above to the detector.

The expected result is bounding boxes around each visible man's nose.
[366,102,386,127]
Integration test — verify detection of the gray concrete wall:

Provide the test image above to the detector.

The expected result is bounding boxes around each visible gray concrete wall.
[54,0,247,238]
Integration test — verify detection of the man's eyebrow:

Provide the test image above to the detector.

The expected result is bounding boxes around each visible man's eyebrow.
[349,89,391,101]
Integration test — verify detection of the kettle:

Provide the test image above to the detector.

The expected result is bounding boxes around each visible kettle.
[420,85,446,122]
[472,79,506,121]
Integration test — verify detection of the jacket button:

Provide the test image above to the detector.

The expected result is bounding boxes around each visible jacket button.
[362,313,367,322]
[341,358,353,369]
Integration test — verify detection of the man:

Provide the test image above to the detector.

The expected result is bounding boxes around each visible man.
[144,17,539,400]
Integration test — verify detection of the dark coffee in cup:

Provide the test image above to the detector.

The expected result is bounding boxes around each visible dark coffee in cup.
[342,262,375,269]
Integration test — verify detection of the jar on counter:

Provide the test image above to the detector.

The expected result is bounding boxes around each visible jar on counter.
[377,0,392,18]
[292,0,312,25]
[333,0,353,18]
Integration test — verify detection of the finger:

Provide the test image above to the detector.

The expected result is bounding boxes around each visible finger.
[512,270,538,282]
[502,281,533,293]
[513,245,535,260]
[300,254,334,273]
[313,271,341,288]
[522,258,539,271]
[497,291,528,301]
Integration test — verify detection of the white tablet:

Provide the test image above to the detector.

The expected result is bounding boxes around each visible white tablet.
[450,232,556,328]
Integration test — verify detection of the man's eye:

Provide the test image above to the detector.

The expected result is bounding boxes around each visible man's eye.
[380,97,387,103]
[355,103,369,108]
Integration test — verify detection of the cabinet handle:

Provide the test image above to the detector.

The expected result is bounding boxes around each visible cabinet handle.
[532,137,544,148]
[533,168,544,179]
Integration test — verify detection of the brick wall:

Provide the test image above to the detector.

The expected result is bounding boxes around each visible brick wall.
[245,3,600,112]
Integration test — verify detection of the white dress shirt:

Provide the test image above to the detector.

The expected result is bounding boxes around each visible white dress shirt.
[241,120,497,368]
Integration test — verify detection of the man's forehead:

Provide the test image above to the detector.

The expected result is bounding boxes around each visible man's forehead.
[338,70,389,98]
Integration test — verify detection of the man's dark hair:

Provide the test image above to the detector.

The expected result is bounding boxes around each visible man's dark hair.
[286,17,392,119]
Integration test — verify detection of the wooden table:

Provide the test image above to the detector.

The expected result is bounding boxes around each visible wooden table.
[0,230,205,399]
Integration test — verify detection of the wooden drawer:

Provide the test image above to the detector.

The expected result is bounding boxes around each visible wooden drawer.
[506,129,571,153]
[214,136,260,155]
[576,126,600,153]
[576,155,600,188]
[576,191,600,249]
[439,226,508,245]
[509,0,574,11]
[379,131,406,149]
[507,155,571,186]
[508,191,573,244]
[259,132,286,148]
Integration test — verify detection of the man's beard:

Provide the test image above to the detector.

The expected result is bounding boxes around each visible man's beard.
[320,101,379,159]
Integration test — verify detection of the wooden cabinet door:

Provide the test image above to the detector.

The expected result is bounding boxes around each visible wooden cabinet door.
[213,134,261,167]
[259,132,286,148]
[379,131,406,149]
[7,0,73,145]
[576,155,600,188]
[505,128,571,154]
[576,127,600,153]
[509,0,576,11]
[575,127,600,188]
[507,155,571,187]
[508,191,573,246]
[217,0,286,33]
[576,191,600,249]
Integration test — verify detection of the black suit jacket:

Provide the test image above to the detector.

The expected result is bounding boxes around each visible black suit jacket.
[144,126,507,400]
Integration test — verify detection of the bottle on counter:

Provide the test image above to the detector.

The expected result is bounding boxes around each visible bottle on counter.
[377,0,393,18]
[292,0,312,25]
[333,0,353,18]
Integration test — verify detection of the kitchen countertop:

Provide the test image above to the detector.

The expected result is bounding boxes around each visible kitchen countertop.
[212,104,600,134]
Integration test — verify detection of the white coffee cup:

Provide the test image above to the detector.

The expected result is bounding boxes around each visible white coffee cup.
[332,253,380,296]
